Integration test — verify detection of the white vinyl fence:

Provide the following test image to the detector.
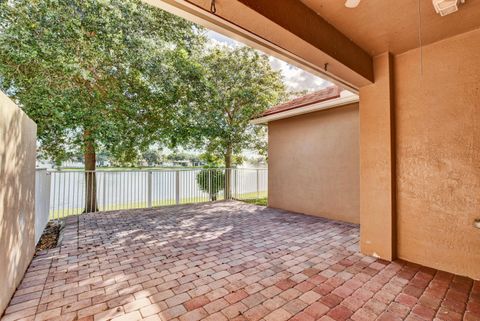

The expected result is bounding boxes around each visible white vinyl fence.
[35,168,267,220]
[35,169,51,243]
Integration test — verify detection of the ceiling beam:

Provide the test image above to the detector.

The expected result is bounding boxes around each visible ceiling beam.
[237,0,373,84]
[144,0,374,90]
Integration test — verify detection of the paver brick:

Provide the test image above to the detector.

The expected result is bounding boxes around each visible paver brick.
[205,288,229,301]
[2,202,477,321]
[123,298,151,313]
[4,299,40,315]
[1,306,37,321]
[178,307,207,321]
[264,308,291,321]
[93,306,124,321]
[221,302,247,319]
[243,305,270,321]
[78,303,108,319]
[327,305,353,321]
[202,312,228,321]
[33,307,61,321]
[224,290,248,304]
[289,311,315,321]
[183,295,210,311]
[139,302,166,317]
[165,293,191,307]
[304,302,329,319]
[111,311,141,321]
[283,298,308,315]
[204,298,229,314]
[299,290,322,305]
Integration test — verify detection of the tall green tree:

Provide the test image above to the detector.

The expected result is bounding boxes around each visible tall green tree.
[191,46,286,197]
[0,0,205,211]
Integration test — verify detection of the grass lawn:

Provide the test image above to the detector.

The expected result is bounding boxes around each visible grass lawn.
[240,197,268,206]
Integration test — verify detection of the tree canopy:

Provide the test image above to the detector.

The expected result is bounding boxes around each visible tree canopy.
[189,46,286,168]
[0,0,205,166]
[0,0,207,211]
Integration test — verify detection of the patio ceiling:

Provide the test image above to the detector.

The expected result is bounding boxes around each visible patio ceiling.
[146,0,480,91]
[301,0,480,56]
[144,0,374,92]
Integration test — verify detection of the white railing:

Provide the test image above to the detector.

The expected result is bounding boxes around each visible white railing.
[35,169,51,243]
[38,168,267,220]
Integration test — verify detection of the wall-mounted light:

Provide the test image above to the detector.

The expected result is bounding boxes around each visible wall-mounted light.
[432,0,466,16]
[474,218,480,229]
[345,0,361,9]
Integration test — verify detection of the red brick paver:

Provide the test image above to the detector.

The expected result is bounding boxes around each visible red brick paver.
[2,201,478,321]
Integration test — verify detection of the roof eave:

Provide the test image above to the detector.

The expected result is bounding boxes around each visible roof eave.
[250,95,359,125]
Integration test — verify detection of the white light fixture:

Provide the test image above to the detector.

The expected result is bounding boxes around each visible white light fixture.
[432,0,466,16]
[345,0,361,8]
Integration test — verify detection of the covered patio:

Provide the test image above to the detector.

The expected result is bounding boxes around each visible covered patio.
[2,201,478,321]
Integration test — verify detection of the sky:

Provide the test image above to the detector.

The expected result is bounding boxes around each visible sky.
[205,30,332,93]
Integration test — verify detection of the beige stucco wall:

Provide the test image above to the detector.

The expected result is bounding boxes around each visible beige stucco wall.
[0,92,37,314]
[393,28,480,279]
[268,103,360,224]
[359,53,396,261]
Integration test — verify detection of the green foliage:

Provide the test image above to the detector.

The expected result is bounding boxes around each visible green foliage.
[166,151,200,162]
[199,152,223,167]
[142,149,163,166]
[188,46,287,167]
[241,197,268,206]
[196,169,225,201]
[0,0,205,165]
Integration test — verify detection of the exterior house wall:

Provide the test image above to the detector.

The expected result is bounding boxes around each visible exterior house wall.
[393,28,480,279]
[0,92,37,314]
[268,103,360,224]
[359,54,396,261]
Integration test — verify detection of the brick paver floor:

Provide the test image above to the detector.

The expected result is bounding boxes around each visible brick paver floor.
[2,201,479,321]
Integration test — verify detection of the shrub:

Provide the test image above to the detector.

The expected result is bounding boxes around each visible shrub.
[196,169,225,201]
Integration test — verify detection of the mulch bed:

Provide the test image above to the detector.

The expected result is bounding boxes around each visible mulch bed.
[35,221,61,254]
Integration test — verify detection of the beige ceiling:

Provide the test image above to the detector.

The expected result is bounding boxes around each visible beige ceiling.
[300,0,480,56]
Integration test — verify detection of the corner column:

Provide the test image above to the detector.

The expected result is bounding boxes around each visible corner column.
[359,53,396,260]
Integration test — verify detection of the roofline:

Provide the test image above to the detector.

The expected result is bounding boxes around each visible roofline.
[251,95,359,124]
[260,95,339,116]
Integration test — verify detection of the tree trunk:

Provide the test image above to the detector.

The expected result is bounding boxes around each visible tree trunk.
[84,130,98,213]
[224,146,232,200]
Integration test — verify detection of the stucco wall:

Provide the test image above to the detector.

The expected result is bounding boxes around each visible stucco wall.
[394,29,480,279]
[0,92,37,314]
[268,103,359,224]
[359,54,396,261]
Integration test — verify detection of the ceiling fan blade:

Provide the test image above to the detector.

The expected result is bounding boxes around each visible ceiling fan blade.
[345,0,361,8]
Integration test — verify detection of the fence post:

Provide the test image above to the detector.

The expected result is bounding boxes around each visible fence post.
[102,172,106,211]
[35,169,52,244]
[256,169,260,200]
[234,169,238,199]
[147,171,152,208]
[175,170,180,205]
[208,170,211,201]
[227,168,231,200]
[45,172,51,219]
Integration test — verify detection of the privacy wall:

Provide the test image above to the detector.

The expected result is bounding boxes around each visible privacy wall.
[268,103,360,224]
[0,92,37,314]
[394,29,480,279]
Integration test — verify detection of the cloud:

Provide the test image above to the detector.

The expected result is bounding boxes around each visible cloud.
[268,57,332,92]
[205,30,332,92]
[205,30,241,48]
